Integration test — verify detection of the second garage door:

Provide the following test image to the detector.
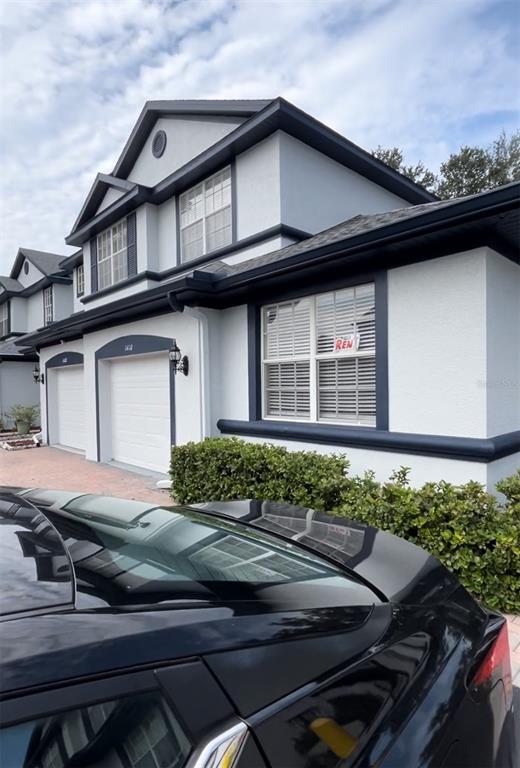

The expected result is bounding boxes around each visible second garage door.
[109,352,171,473]
[55,366,85,450]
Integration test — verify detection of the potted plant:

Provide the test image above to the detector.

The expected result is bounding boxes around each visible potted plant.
[6,404,40,435]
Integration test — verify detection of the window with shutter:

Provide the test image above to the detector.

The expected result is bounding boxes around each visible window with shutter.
[0,302,9,337]
[262,283,376,426]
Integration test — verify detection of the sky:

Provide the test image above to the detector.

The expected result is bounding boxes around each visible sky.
[0,0,518,273]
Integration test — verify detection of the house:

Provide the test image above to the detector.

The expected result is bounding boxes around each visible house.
[0,248,73,428]
[17,98,520,489]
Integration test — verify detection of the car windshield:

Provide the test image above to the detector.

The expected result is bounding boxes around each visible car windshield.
[21,492,379,610]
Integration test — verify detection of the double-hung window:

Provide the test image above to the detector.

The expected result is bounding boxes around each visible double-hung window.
[179,166,232,262]
[97,220,127,290]
[262,282,376,426]
[75,263,84,297]
[43,286,53,326]
[0,302,9,337]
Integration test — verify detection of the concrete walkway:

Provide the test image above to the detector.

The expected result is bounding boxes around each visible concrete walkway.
[0,445,169,504]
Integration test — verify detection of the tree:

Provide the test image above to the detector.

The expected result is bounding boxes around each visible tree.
[372,146,437,192]
[372,129,520,199]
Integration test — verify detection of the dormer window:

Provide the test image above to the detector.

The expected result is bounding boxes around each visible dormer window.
[75,263,84,297]
[179,166,232,263]
[97,220,127,290]
[43,286,53,326]
[0,302,9,337]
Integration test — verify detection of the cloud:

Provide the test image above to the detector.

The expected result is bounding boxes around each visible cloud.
[0,0,518,271]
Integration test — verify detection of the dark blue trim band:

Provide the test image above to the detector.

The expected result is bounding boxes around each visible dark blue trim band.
[216,419,520,463]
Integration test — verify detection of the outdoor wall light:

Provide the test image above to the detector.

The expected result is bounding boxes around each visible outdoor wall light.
[169,343,189,376]
[33,364,44,384]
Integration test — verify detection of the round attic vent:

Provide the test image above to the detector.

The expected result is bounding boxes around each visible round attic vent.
[24,260,29,275]
[152,129,167,158]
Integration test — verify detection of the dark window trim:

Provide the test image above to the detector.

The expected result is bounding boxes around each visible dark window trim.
[81,223,311,304]
[176,160,237,268]
[217,420,520,463]
[94,335,176,462]
[75,264,85,297]
[249,271,388,429]
[0,299,10,337]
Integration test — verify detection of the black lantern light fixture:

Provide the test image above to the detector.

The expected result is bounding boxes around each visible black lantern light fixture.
[33,363,44,384]
[169,343,189,376]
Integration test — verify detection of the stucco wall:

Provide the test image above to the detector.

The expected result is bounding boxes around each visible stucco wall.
[485,249,520,436]
[279,132,410,234]
[127,115,245,187]
[235,133,282,239]
[0,361,39,428]
[97,186,125,214]
[53,284,73,322]
[26,293,44,331]
[17,259,44,289]
[40,311,203,465]
[216,305,250,422]
[9,297,27,334]
[388,248,488,438]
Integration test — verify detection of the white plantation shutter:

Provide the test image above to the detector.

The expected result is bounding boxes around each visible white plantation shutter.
[263,300,311,417]
[262,283,377,426]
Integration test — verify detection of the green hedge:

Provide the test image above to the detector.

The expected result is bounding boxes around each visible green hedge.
[170,437,350,510]
[170,439,520,613]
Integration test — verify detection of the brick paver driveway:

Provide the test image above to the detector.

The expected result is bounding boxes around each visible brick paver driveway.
[0,446,169,504]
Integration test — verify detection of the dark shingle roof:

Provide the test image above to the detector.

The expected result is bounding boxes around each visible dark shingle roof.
[204,185,518,278]
[0,338,32,358]
[11,248,66,279]
[0,276,23,293]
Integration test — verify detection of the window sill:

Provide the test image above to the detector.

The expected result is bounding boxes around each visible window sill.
[216,419,520,462]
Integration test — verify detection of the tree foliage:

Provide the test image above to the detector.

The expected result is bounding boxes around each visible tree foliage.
[372,129,520,198]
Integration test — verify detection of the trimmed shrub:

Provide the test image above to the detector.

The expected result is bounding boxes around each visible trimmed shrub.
[334,469,520,613]
[170,437,350,510]
[170,439,520,612]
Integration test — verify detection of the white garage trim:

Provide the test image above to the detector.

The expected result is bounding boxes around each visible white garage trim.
[95,334,175,473]
[45,352,85,451]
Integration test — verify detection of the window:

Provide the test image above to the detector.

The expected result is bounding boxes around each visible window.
[97,220,127,290]
[262,283,376,426]
[179,167,232,262]
[75,263,84,297]
[0,302,8,337]
[0,691,191,768]
[43,286,53,325]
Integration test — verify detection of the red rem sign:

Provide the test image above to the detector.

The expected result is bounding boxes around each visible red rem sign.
[334,333,360,352]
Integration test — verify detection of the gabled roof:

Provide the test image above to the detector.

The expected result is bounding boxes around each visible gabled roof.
[0,276,23,293]
[71,174,140,235]
[112,99,273,180]
[59,249,83,272]
[10,248,67,279]
[66,97,437,246]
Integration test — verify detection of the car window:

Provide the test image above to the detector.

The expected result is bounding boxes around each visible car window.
[0,691,191,768]
[40,502,379,608]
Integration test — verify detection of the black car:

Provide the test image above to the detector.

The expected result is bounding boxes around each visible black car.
[0,488,515,768]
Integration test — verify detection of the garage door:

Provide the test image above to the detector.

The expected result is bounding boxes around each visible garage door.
[55,366,85,450]
[109,352,171,473]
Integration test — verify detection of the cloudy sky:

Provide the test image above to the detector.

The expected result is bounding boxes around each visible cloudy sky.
[0,0,518,273]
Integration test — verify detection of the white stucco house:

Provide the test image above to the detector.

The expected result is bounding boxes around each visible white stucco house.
[0,249,74,428]
[17,98,520,489]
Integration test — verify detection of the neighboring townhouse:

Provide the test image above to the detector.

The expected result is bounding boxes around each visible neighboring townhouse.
[0,248,73,427]
[18,98,520,489]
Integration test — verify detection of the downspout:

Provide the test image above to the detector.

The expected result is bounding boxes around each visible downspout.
[185,307,211,441]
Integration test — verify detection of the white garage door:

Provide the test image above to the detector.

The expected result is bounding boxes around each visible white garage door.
[55,366,85,450]
[109,353,171,473]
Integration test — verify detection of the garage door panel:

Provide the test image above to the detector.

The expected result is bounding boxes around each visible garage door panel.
[55,366,85,451]
[109,354,171,473]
